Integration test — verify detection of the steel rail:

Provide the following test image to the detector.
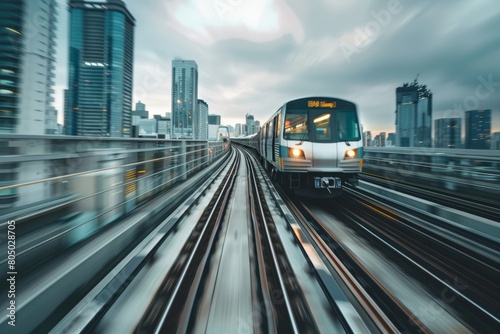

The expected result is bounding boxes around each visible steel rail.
[245,149,298,333]
[303,201,433,333]
[340,190,500,331]
[244,149,320,333]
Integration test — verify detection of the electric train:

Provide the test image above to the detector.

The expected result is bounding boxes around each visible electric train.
[233,96,363,197]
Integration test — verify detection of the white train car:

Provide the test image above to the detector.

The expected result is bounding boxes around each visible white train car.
[233,96,363,197]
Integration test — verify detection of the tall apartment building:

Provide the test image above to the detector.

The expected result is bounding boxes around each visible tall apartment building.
[197,99,208,140]
[395,80,432,147]
[0,0,57,134]
[464,109,491,149]
[235,123,242,137]
[435,118,461,148]
[246,113,255,135]
[65,0,135,137]
[172,59,198,139]
[363,131,372,147]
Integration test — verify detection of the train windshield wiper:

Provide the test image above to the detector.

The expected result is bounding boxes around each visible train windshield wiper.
[297,131,308,145]
[338,129,350,146]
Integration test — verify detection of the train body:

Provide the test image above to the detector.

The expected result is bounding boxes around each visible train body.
[233,96,363,197]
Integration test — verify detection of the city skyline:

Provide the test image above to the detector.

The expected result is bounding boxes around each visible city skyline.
[49,0,500,135]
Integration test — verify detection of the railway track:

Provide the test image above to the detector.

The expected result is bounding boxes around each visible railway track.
[329,187,500,332]
[267,197,413,332]
[134,148,319,332]
[243,149,318,333]
[262,169,499,333]
[50,147,327,333]
[133,145,242,333]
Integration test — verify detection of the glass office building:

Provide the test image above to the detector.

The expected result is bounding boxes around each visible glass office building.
[465,109,491,149]
[395,81,432,147]
[65,0,135,137]
[435,118,462,148]
[172,60,198,139]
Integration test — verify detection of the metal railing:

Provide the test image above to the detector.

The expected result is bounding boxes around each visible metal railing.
[0,135,229,228]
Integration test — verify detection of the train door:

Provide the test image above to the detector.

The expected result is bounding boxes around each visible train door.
[273,113,281,162]
[265,123,270,160]
[272,116,276,162]
[266,121,273,164]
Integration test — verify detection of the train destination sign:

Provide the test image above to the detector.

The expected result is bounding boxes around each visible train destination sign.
[308,100,336,108]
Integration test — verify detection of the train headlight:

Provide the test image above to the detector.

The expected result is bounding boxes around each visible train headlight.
[289,147,305,159]
[345,149,357,159]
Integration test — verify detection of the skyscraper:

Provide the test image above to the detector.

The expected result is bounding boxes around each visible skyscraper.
[363,131,372,147]
[235,123,242,137]
[246,114,255,135]
[172,59,198,139]
[464,109,491,149]
[0,0,57,134]
[197,99,208,140]
[395,80,432,147]
[65,0,135,137]
[435,118,461,148]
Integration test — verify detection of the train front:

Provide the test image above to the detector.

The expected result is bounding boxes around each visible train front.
[280,97,363,197]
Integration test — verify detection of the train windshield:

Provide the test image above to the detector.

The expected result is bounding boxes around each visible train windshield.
[335,110,361,142]
[284,109,360,142]
[284,110,308,140]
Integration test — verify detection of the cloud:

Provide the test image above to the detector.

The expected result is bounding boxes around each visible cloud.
[161,0,304,45]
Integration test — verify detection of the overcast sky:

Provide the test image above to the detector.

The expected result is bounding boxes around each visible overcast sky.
[54,0,500,134]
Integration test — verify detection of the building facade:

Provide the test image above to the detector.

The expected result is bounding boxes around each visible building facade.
[246,114,255,135]
[65,0,135,137]
[235,123,242,137]
[172,59,198,139]
[395,81,432,147]
[133,100,148,119]
[0,0,58,209]
[435,118,461,148]
[464,109,491,149]
[386,132,396,146]
[197,99,208,140]
[0,0,58,135]
[208,114,221,125]
[491,132,500,150]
